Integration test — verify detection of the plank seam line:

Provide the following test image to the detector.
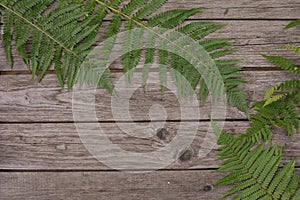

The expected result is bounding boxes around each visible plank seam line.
[0,119,250,124]
[1,166,298,173]
[0,168,221,173]
[0,19,298,26]
[0,68,284,76]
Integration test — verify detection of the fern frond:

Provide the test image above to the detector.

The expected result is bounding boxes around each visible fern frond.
[281,45,300,54]
[264,80,300,106]
[217,60,247,114]
[95,0,246,109]
[239,100,300,143]
[214,19,300,199]
[238,113,273,143]
[2,11,13,67]
[285,19,300,29]
[0,0,106,90]
[261,44,300,138]
[1,0,247,113]
[261,54,300,75]
[214,129,300,200]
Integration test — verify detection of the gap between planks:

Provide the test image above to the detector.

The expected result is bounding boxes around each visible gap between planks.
[0,67,284,76]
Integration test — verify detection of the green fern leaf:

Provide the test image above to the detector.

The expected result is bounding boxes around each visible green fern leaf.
[285,19,300,29]
[281,45,300,54]
[0,0,104,90]
[264,80,300,106]
[96,0,246,108]
[261,54,300,75]
[2,12,13,67]
[214,128,300,200]
[239,99,299,143]
[1,0,247,113]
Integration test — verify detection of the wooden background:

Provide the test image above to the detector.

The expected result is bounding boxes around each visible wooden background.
[1,0,300,199]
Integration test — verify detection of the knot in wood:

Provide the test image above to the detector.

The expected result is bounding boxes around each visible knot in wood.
[203,184,213,192]
[156,128,168,140]
[178,148,193,162]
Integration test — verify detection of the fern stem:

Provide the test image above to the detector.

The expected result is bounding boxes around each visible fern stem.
[0,2,83,62]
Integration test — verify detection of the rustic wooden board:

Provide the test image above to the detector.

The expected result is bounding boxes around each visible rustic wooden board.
[0,170,232,200]
[0,1,299,199]
[0,122,298,170]
[2,169,300,200]
[161,0,300,19]
[1,20,300,71]
[0,71,297,122]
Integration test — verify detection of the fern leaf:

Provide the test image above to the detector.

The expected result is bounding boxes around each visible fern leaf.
[214,129,300,200]
[285,19,300,29]
[0,0,112,90]
[263,94,287,107]
[227,90,248,115]
[142,31,156,91]
[210,49,237,59]
[94,0,246,109]
[262,54,300,74]
[2,12,13,67]
[281,45,300,54]
[199,38,231,52]
[1,0,247,113]
[240,99,299,143]
[263,79,300,106]
[158,41,168,94]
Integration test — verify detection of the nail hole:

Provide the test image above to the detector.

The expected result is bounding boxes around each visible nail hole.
[156,128,168,140]
[203,184,213,192]
[178,148,193,162]
[224,8,229,15]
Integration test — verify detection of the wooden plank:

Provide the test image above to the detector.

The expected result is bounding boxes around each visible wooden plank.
[1,20,300,71]
[0,71,297,122]
[0,170,231,200]
[162,0,300,19]
[0,122,298,170]
[0,0,298,21]
[2,169,300,200]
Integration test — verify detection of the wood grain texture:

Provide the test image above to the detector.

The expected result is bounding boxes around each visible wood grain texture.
[0,1,300,199]
[0,170,232,200]
[0,71,297,122]
[1,20,300,71]
[0,122,298,170]
[161,0,300,19]
[2,170,300,200]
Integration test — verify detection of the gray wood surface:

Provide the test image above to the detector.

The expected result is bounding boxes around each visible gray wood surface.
[161,0,300,19]
[0,122,298,170]
[1,20,300,71]
[1,170,300,200]
[0,170,232,200]
[1,1,300,199]
[0,71,297,122]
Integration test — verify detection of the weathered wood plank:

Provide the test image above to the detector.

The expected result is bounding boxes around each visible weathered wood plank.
[1,20,300,71]
[0,0,298,22]
[0,122,298,170]
[2,170,300,200]
[0,71,297,122]
[0,170,232,200]
[162,0,300,19]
